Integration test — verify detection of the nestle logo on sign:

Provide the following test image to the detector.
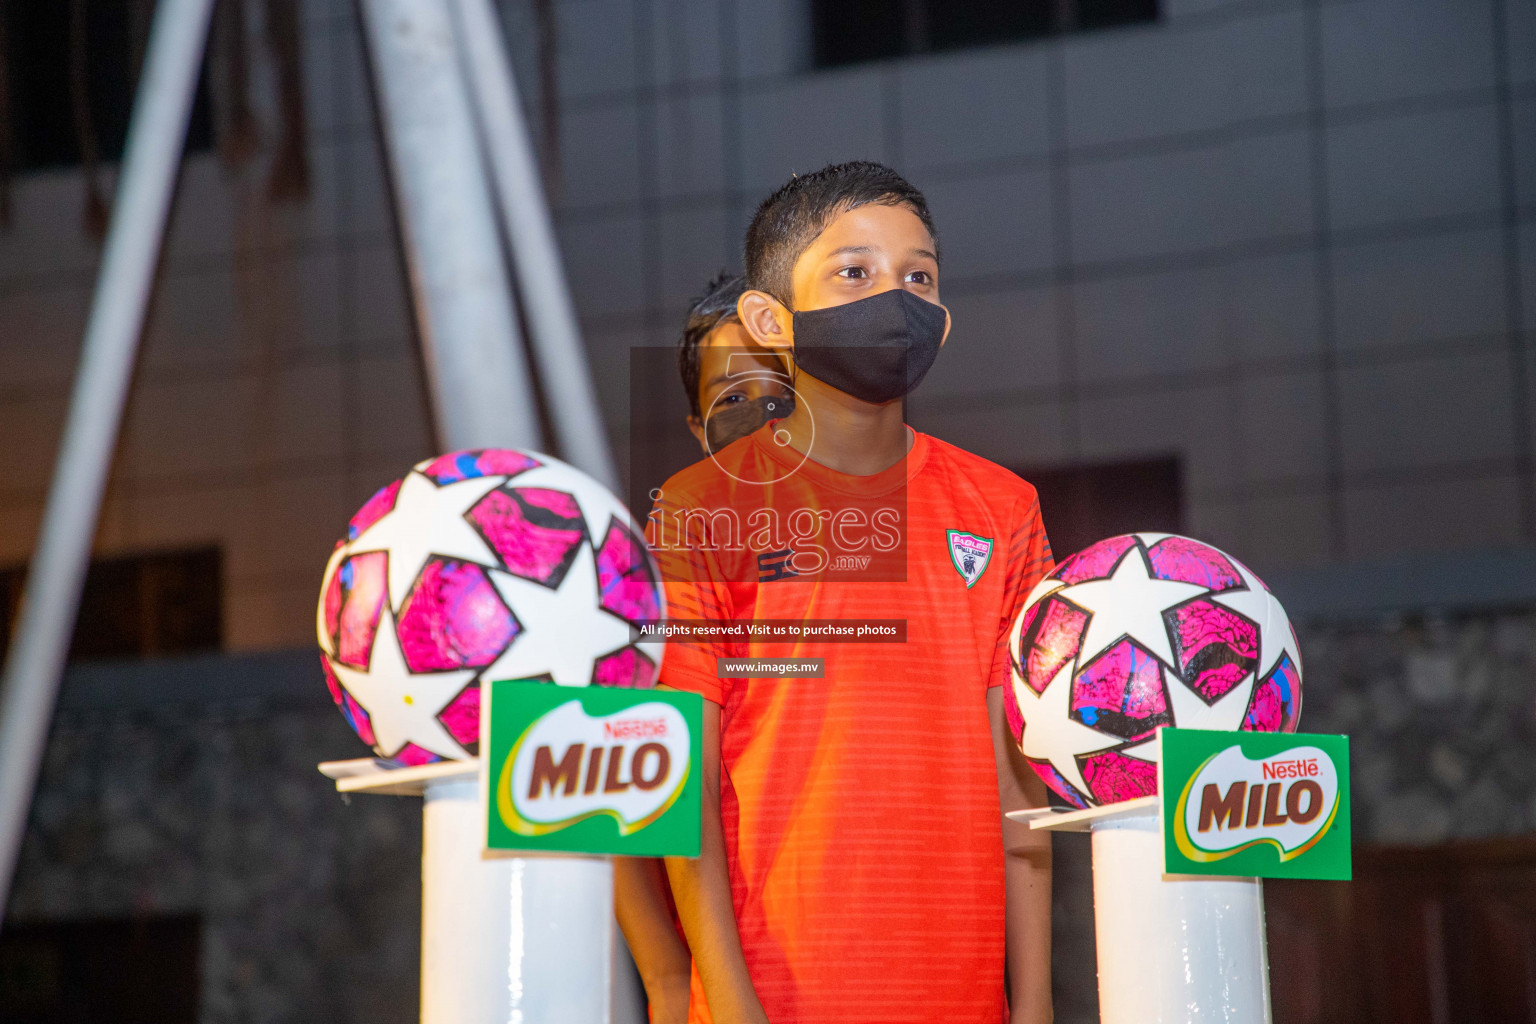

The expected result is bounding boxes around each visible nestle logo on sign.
[1260,757,1318,780]
[604,717,669,741]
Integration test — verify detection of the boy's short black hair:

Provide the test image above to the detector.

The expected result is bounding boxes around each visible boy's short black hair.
[678,272,748,419]
[744,161,940,308]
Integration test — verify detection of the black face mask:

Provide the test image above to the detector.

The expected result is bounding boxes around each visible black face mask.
[704,393,794,453]
[789,289,947,404]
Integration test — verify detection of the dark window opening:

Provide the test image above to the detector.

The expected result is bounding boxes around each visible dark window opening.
[0,915,200,1024]
[813,0,1159,69]
[0,1,215,172]
[1016,457,1182,563]
[0,548,223,663]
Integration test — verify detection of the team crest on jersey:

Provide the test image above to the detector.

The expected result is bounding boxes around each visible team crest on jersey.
[947,530,993,588]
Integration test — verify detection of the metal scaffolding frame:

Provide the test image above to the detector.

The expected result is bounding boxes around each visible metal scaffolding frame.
[0,0,219,925]
[0,0,627,1019]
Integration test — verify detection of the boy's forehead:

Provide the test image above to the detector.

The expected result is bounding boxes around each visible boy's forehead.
[796,203,936,267]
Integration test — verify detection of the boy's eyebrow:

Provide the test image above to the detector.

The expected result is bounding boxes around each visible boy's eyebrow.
[704,369,789,388]
[823,243,939,263]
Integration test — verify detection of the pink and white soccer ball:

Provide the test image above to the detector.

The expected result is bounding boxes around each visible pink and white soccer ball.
[317,449,665,766]
[1005,533,1302,809]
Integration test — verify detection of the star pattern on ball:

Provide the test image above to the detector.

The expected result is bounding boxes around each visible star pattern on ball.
[1118,666,1258,764]
[1053,548,1206,669]
[1211,560,1303,679]
[326,606,477,760]
[350,470,507,610]
[1011,577,1068,667]
[482,543,635,685]
[1014,660,1122,798]
[486,462,628,550]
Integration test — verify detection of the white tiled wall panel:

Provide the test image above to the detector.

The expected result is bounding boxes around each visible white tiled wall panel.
[922,169,1055,280]
[1508,0,1536,86]
[1320,0,1496,108]
[1069,129,1313,264]
[0,286,90,393]
[0,0,1529,652]
[1522,223,1536,330]
[1325,103,1502,232]
[1076,382,1242,495]
[732,0,811,80]
[1511,93,1536,211]
[654,90,730,200]
[1336,350,1517,474]
[557,214,649,320]
[1062,10,1307,150]
[1072,264,1232,382]
[643,0,725,87]
[1219,250,1322,366]
[917,285,1062,399]
[656,201,737,307]
[1236,489,1335,575]
[1330,228,1508,351]
[555,0,639,101]
[1236,369,1330,488]
[1344,472,1524,560]
[737,67,889,192]
[559,100,645,209]
[898,48,1051,171]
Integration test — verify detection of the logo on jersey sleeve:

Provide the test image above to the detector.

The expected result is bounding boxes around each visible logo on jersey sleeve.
[947,530,993,588]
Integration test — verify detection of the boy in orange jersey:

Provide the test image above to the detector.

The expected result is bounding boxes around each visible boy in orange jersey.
[621,162,1055,1024]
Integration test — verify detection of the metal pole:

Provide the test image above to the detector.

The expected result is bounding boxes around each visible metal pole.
[359,4,614,1021]
[0,0,216,923]
[449,0,618,489]
[446,14,643,1018]
[359,0,543,453]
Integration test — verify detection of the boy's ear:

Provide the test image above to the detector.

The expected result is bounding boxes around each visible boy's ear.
[737,290,792,352]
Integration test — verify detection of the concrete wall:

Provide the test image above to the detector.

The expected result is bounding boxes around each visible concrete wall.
[7,654,420,1024]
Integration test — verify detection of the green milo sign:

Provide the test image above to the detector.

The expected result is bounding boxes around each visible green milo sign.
[482,679,702,858]
[1159,728,1351,881]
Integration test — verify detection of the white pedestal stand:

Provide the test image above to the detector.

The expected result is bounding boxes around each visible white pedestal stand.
[323,758,616,1024]
[1015,796,1272,1024]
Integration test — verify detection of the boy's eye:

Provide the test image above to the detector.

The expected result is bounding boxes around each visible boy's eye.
[906,270,932,285]
[720,392,745,404]
[836,266,867,279]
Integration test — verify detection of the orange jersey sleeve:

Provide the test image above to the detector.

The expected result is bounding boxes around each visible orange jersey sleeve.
[989,493,1055,690]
